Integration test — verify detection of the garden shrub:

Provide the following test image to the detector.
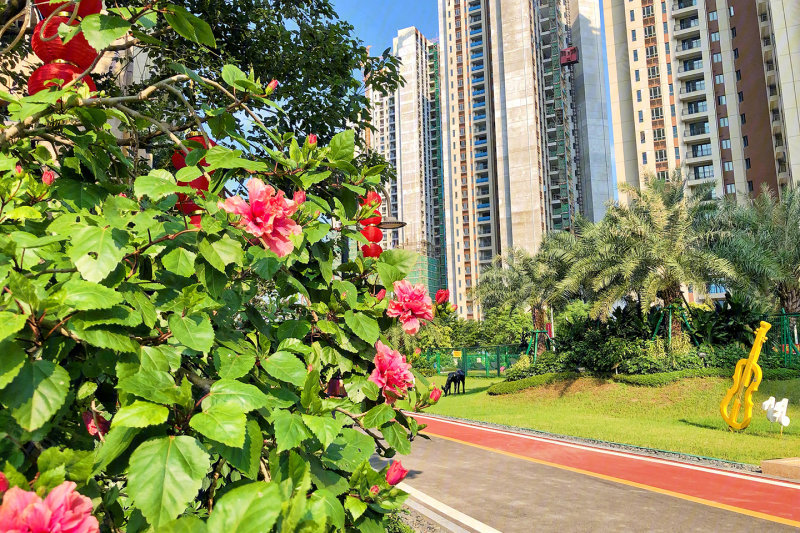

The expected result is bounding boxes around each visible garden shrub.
[612,367,800,386]
[408,351,437,377]
[504,351,570,381]
[487,372,580,395]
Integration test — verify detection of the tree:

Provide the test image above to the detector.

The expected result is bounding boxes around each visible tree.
[557,178,734,334]
[0,3,431,530]
[709,187,800,313]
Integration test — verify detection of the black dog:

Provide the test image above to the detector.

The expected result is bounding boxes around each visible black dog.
[443,369,466,396]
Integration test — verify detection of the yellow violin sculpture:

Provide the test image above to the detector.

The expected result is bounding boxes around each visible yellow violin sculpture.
[720,321,771,430]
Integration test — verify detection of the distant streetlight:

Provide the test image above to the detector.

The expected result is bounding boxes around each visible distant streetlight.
[375,184,406,230]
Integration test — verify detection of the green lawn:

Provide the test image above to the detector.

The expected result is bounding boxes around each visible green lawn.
[425,375,800,465]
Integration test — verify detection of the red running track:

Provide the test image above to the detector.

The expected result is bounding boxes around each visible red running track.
[411,413,800,527]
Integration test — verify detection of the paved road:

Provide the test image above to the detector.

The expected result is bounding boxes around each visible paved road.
[376,414,800,532]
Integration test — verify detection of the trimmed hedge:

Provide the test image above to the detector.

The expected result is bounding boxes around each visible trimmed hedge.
[612,367,800,387]
[487,372,581,395]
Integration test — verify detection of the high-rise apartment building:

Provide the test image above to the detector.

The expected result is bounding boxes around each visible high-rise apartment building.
[438,0,611,318]
[605,0,798,200]
[365,28,447,297]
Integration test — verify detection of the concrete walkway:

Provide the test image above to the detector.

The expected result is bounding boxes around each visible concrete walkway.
[376,414,800,532]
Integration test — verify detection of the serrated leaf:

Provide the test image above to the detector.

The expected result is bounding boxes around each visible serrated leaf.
[0,312,27,342]
[362,404,394,428]
[67,225,126,283]
[345,495,367,521]
[159,516,208,533]
[209,419,261,479]
[198,235,242,273]
[189,403,246,447]
[221,64,247,87]
[0,340,26,389]
[276,319,310,341]
[169,313,214,353]
[301,414,342,451]
[80,14,131,51]
[206,482,281,533]
[92,425,140,474]
[378,248,418,276]
[310,489,345,531]
[161,247,197,277]
[112,401,168,428]
[164,5,216,48]
[328,130,355,161]
[133,172,181,200]
[214,346,255,379]
[262,351,307,387]
[117,369,184,405]
[0,360,69,431]
[343,310,379,344]
[272,410,311,453]
[76,381,97,400]
[381,422,411,455]
[202,379,269,412]
[38,447,93,484]
[128,436,210,529]
[63,279,123,310]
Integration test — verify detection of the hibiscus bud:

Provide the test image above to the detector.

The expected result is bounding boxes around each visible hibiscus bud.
[307,364,313,372]
[376,289,386,301]
[82,411,109,438]
[118,193,127,198]
[308,134,317,146]
[15,164,22,175]
[293,190,306,204]
[449,304,457,312]
[267,79,278,92]
[385,461,409,485]
[42,169,56,186]
[0,472,8,494]
[369,485,380,497]
[435,289,450,305]
[414,347,421,356]
[430,386,442,402]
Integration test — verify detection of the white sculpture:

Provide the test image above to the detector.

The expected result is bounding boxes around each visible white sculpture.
[761,396,791,428]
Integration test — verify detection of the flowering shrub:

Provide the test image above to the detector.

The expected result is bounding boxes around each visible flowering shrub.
[387,280,434,335]
[0,3,436,531]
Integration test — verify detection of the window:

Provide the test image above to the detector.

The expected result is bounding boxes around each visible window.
[721,139,731,149]
[747,180,754,192]
[646,45,658,58]
[630,9,635,20]
[711,32,720,42]
[654,128,666,141]
[733,48,739,59]
[642,5,653,17]
[648,66,660,78]
[723,161,734,172]
[635,70,640,81]
[709,11,718,21]
[642,152,648,165]
[736,70,742,81]
[718,95,727,105]
[694,164,714,179]
[673,126,678,138]
[731,27,736,38]
[657,171,669,180]
[719,117,729,127]
[633,50,639,61]
[671,104,676,117]
[667,64,672,75]
[675,147,680,159]
[725,183,735,194]
[649,86,662,99]
[641,131,646,143]
[743,136,748,147]
[740,113,746,124]
[638,110,644,123]
[715,74,725,84]
[712,53,722,63]
[655,149,667,162]
[745,158,751,169]
[637,90,642,102]
[738,91,744,102]
[665,42,670,54]
[651,107,664,119]
[669,84,674,95]
[662,2,666,12]
[729,6,734,16]
[631,29,637,41]
[643,25,656,38]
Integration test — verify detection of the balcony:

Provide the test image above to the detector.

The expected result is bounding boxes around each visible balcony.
[476,176,489,184]
[473,113,487,121]
[675,39,702,59]
[473,101,486,109]
[679,83,706,100]
[471,52,484,60]
[471,63,485,72]
[677,61,704,80]
[673,0,698,12]
[685,148,714,164]
[468,4,481,12]
[472,76,484,84]
[470,28,482,35]
[683,126,711,141]
[474,139,487,146]
[472,89,485,96]
[681,105,709,121]
[674,17,701,38]
[477,202,490,209]
[471,39,483,48]
[475,150,488,158]
[478,216,491,222]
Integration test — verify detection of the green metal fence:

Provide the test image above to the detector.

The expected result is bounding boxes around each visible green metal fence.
[762,311,800,368]
[421,345,525,377]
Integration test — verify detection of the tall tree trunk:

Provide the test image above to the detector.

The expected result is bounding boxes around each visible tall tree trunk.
[662,285,683,338]
[532,305,547,354]
[778,285,800,346]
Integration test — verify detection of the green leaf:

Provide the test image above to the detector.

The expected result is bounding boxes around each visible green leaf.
[0,360,69,431]
[80,14,131,51]
[202,379,269,412]
[128,436,210,529]
[262,351,307,387]
[300,370,321,410]
[345,495,368,521]
[189,403,246,448]
[63,279,123,310]
[161,247,197,277]
[198,235,242,273]
[68,323,139,353]
[328,130,355,161]
[362,404,395,428]
[203,146,267,172]
[133,171,182,200]
[378,248,418,278]
[276,319,311,341]
[112,401,168,428]
[214,347,255,379]
[92,425,140,474]
[159,516,208,533]
[0,312,27,342]
[272,411,311,453]
[221,64,247,87]
[343,310,379,344]
[321,429,375,471]
[0,340,26,389]
[38,447,93,484]
[117,369,184,405]
[301,414,342,451]
[381,422,411,455]
[164,5,216,48]
[376,263,403,291]
[76,381,97,400]
[169,313,214,353]
[67,225,126,283]
[6,206,41,221]
[206,482,281,533]
[310,489,345,531]
[304,223,331,245]
[209,419,261,479]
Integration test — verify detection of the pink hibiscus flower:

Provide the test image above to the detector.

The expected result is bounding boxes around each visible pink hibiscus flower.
[218,179,306,257]
[0,482,99,533]
[368,341,415,403]
[386,280,434,335]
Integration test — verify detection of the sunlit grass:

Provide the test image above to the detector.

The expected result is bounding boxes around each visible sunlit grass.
[424,375,800,465]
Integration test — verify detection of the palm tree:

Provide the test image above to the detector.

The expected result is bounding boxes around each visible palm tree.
[557,177,735,334]
[709,186,800,313]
